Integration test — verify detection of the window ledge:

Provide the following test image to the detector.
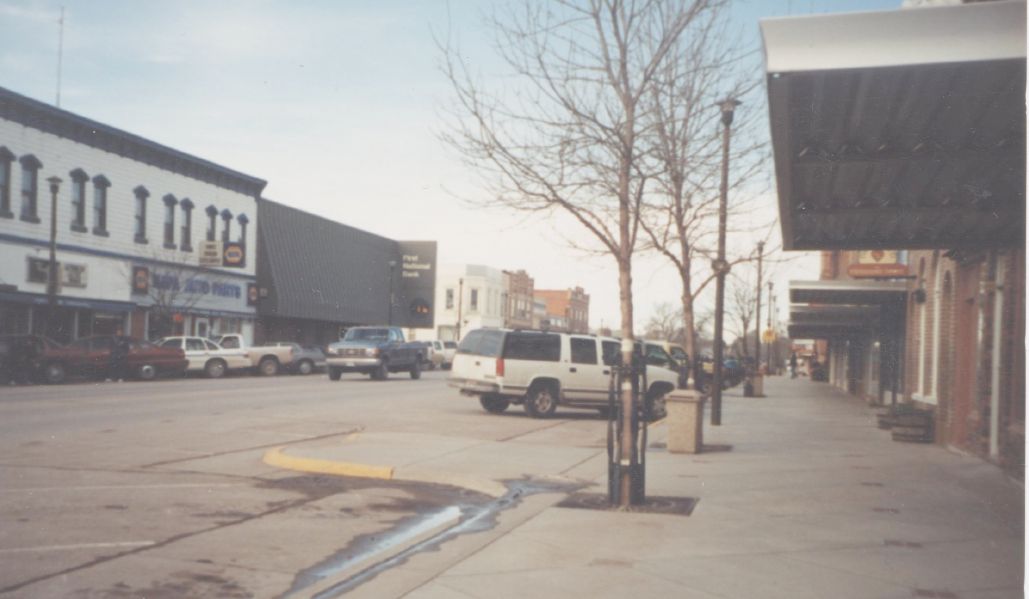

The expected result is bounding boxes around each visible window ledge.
[0,210,12,219]
[20,214,40,224]
[134,235,149,245]
[92,228,110,237]
[180,244,193,253]
[163,241,178,250]
[70,223,88,233]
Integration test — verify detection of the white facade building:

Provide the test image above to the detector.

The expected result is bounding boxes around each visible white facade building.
[0,87,266,343]
[434,264,505,341]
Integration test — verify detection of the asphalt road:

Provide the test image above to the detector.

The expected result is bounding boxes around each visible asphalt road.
[0,370,602,597]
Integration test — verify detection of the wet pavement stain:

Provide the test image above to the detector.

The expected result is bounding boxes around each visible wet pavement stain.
[76,571,250,599]
[282,477,582,599]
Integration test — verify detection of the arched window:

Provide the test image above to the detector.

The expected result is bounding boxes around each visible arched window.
[163,194,178,248]
[91,174,110,236]
[69,168,89,232]
[0,146,13,218]
[133,186,149,244]
[19,154,42,223]
[180,198,194,251]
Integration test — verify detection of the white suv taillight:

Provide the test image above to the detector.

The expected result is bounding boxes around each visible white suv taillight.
[496,357,505,377]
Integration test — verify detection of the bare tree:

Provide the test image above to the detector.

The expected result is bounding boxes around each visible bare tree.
[642,301,683,342]
[637,1,772,374]
[121,253,233,339]
[727,272,756,358]
[440,0,714,506]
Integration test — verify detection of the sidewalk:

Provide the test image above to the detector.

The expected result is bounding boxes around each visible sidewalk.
[272,376,1025,599]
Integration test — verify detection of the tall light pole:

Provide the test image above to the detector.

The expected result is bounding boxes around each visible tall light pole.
[711,98,740,426]
[754,241,764,370]
[46,176,62,338]
[387,260,397,326]
[767,280,774,373]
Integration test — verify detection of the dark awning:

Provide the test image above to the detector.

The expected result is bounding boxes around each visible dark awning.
[761,1,1026,251]
[788,305,878,341]
[789,280,908,306]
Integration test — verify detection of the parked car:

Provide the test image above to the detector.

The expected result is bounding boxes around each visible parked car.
[418,340,449,370]
[157,336,250,378]
[215,334,294,376]
[268,342,326,375]
[37,335,187,384]
[440,341,457,370]
[324,326,425,381]
[448,328,678,419]
[644,339,690,388]
[0,334,62,384]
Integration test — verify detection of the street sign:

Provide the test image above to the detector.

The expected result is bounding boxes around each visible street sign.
[761,328,777,343]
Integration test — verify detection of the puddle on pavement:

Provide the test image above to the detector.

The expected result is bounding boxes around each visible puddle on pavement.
[283,477,582,599]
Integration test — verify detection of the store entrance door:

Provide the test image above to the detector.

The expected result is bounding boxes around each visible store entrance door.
[195,317,210,338]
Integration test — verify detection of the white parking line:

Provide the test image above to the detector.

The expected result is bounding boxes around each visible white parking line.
[0,541,155,554]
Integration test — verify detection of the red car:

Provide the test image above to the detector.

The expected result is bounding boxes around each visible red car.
[37,335,187,384]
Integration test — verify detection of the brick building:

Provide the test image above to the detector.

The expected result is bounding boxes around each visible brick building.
[763,1,1025,476]
[503,269,534,329]
[534,286,590,334]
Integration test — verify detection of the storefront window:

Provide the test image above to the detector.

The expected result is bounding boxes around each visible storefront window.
[0,303,30,334]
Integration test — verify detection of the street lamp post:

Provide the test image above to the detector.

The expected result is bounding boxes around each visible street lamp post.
[387,260,397,326]
[755,241,764,371]
[46,176,62,338]
[711,98,740,426]
[767,281,774,372]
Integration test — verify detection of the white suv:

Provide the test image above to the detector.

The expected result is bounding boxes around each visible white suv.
[448,329,679,418]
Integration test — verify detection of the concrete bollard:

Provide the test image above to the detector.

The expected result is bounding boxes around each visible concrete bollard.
[666,389,706,454]
[752,373,764,397]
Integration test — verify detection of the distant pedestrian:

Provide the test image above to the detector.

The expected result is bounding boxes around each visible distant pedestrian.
[789,352,798,379]
[109,337,131,381]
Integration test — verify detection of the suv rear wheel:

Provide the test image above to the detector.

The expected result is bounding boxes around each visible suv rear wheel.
[524,382,558,418]
[480,395,510,414]
[409,359,421,380]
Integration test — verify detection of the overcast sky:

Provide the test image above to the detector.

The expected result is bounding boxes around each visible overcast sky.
[0,0,897,334]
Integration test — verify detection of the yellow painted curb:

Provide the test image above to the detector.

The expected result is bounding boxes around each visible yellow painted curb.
[263,446,394,480]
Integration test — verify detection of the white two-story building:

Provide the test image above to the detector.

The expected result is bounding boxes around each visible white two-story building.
[0,86,266,343]
[433,264,505,341]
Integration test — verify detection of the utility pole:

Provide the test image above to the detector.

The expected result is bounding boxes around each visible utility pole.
[767,280,774,372]
[711,98,740,426]
[755,241,764,369]
[456,277,464,341]
[387,260,396,326]
[55,7,64,108]
[46,176,62,338]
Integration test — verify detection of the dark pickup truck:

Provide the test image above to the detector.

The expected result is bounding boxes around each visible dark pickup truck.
[324,326,425,381]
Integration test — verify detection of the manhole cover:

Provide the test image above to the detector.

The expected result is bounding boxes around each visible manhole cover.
[557,493,698,516]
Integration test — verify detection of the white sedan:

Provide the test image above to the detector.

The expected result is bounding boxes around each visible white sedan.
[157,336,251,378]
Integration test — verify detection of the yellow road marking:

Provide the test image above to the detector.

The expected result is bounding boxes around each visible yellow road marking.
[263,446,394,480]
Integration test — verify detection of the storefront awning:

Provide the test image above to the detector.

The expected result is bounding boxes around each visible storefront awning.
[761,1,1026,250]
[789,280,908,306]
[788,305,878,341]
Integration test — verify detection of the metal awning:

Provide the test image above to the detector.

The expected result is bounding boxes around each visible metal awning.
[761,1,1026,251]
[788,305,878,340]
[789,280,908,306]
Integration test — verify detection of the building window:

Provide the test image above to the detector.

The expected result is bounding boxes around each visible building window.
[92,175,110,236]
[445,288,454,309]
[67,168,89,232]
[470,289,479,312]
[0,146,13,218]
[19,154,42,223]
[236,212,248,246]
[163,194,177,248]
[205,205,218,241]
[133,185,149,244]
[220,209,232,242]
[180,198,194,251]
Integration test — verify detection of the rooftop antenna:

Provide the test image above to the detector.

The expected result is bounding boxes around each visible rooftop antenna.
[56,6,64,107]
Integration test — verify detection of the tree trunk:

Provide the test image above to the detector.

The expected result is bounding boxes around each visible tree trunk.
[680,262,697,388]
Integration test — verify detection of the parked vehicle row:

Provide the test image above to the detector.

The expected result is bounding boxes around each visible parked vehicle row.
[0,334,329,385]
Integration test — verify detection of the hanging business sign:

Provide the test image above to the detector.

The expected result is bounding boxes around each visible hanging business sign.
[848,250,908,278]
[247,283,258,306]
[222,241,246,268]
[131,265,150,295]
